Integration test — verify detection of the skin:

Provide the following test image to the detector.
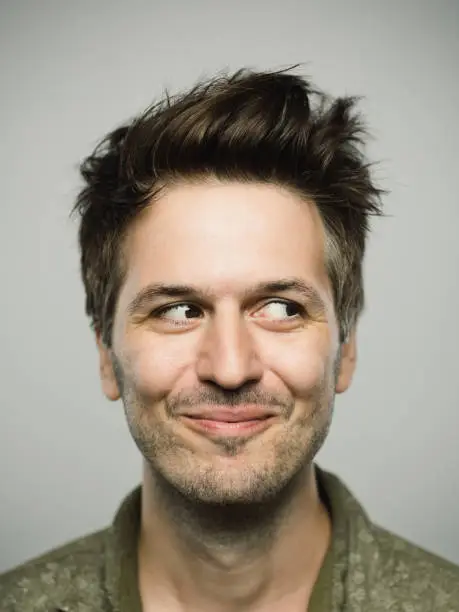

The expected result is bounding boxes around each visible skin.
[96,179,357,611]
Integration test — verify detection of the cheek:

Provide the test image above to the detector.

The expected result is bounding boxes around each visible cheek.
[266,330,335,396]
[121,336,191,400]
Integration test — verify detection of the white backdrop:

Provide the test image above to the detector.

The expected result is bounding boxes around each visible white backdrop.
[1,0,458,572]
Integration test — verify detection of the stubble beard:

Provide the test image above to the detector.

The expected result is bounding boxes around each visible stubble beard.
[112,354,335,506]
[112,351,336,546]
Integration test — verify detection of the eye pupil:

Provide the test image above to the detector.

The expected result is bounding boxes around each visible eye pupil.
[285,303,298,317]
[184,305,199,318]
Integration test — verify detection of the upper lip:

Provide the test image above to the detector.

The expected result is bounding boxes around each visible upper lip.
[181,405,277,422]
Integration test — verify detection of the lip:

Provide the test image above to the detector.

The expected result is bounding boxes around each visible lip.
[181,415,276,437]
[180,405,278,422]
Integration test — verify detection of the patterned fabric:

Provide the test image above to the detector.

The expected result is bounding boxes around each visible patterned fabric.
[1,466,458,611]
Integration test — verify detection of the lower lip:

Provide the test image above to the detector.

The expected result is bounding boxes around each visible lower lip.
[182,416,275,437]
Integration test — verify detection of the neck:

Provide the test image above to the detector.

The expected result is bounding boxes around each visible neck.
[138,462,331,612]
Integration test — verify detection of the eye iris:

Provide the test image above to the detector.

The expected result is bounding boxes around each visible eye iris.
[172,305,199,319]
[183,305,199,318]
[285,303,297,317]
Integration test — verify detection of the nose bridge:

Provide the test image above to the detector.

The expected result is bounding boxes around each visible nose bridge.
[196,302,262,388]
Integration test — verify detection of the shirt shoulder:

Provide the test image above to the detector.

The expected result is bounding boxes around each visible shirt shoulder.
[0,528,110,612]
[317,466,459,611]
[370,524,459,610]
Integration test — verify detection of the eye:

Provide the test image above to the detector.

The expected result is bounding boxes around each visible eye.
[153,303,203,325]
[254,300,304,321]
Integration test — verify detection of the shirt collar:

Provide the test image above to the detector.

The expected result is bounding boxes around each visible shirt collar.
[98,465,374,611]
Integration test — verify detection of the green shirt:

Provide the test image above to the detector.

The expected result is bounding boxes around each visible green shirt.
[1,466,458,611]
[300,467,334,611]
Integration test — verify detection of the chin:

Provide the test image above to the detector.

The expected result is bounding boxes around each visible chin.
[160,458,308,508]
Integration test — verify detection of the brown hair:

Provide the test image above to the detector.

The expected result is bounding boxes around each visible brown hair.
[73,67,383,347]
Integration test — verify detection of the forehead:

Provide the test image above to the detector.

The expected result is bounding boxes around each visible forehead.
[121,180,330,300]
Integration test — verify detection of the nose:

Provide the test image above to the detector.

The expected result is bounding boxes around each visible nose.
[195,306,263,389]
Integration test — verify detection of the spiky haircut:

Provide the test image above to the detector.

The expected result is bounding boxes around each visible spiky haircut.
[73,67,383,347]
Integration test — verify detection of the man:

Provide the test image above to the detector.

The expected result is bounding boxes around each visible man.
[1,67,458,611]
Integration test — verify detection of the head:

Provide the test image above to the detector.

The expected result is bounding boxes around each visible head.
[74,68,382,505]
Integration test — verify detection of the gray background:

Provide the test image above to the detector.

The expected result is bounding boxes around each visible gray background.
[1,0,458,573]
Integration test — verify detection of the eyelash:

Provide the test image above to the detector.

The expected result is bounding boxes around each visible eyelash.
[150,299,306,323]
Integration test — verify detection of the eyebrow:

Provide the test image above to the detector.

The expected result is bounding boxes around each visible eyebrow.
[126,277,327,316]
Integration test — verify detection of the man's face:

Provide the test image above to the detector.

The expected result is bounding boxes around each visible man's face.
[98,180,356,504]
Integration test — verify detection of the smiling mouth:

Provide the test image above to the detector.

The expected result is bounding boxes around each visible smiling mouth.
[181,415,276,437]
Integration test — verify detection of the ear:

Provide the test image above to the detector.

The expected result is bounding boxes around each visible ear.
[335,328,357,394]
[95,332,121,401]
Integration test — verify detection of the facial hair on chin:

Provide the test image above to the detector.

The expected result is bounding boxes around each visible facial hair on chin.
[110,349,335,510]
